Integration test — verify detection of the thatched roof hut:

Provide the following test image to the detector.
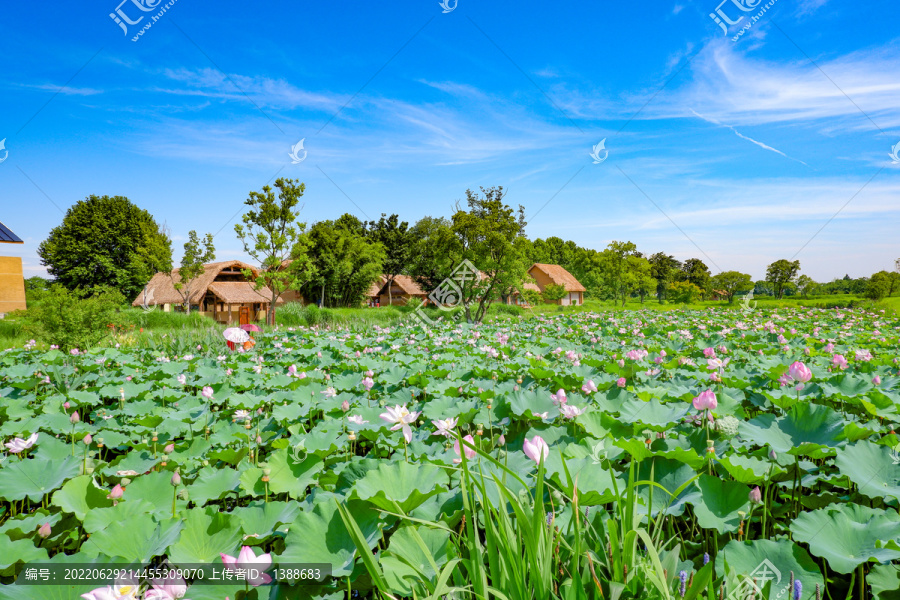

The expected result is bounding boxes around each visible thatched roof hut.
[527,263,586,306]
[132,260,275,323]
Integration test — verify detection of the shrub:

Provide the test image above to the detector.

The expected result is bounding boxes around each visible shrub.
[275,301,307,327]
[489,303,523,317]
[30,285,126,351]
[303,304,323,326]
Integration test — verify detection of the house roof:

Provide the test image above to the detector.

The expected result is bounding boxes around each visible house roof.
[529,263,587,292]
[367,275,388,298]
[0,220,23,244]
[207,281,273,304]
[377,275,425,296]
[131,260,261,306]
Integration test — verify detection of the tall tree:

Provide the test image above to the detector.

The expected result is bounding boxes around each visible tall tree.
[38,195,172,299]
[677,258,712,296]
[711,271,754,304]
[626,255,657,304]
[765,259,801,300]
[170,231,215,313]
[234,178,315,324]
[366,214,412,306]
[795,274,817,299]
[441,186,528,323]
[302,215,385,307]
[407,216,454,294]
[649,252,681,303]
[598,241,638,305]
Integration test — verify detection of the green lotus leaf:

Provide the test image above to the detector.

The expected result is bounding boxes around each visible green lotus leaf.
[123,471,189,517]
[187,466,241,507]
[618,398,689,426]
[234,501,301,540]
[717,539,824,598]
[0,457,81,502]
[81,513,183,562]
[83,499,157,533]
[51,475,113,520]
[790,503,900,574]
[102,450,158,477]
[280,498,383,577]
[382,525,453,596]
[687,474,751,533]
[266,447,324,499]
[352,460,449,512]
[834,440,900,501]
[0,537,49,575]
[869,563,900,600]
[738,402,846,457]
[167,507,243,564]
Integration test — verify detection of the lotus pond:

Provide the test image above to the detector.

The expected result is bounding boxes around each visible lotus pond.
[1,307,899,600]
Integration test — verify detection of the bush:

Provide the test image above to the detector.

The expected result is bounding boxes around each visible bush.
[489,303,523,317]
[30,285,126,351]
[303,304,323,326]
[275,301,307,327]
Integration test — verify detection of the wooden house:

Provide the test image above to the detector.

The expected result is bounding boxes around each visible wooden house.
[132,260,275,324]
[528,263,586,306]
[366,275,387,306]
[375,275,426,306]
[0,221,27,317]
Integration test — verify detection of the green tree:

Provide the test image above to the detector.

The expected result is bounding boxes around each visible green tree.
[366,214,412,306]
[303,215,385,307]
[443,186,528,323]
[677,258,712,297]
[598,241,638,305]
[37,195,172,299]
[795,274,817,299]
[625,255,656,304]
[866,271,891,301]
[407,216,455,294]
[169,231,215,313]
[234,178,315,324]
[668,281,702,304]
[649,252,681,303]
[765,259,801,300]
[522,288,543,306]
[541,283,567,303]
[30,285,125,351]
[711,271,754,304]
[24,276,51,304]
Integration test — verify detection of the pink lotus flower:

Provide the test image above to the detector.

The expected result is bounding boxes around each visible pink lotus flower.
[321,387,337,399]
[432,417,458,437]
[749,486,762,504]
[581,380,597,394]
[362,377,375,391]
[288,364,297,376]
[379,405,420,443]
[164,443,174,454]
[5,432,38,453]
[348,415,368,425]
[453,435,477,463]
[80,584,139,600]
[551,389,567,405]
[873,375,882,385]
[220,546,272,586]
[70,411,80,424]
[560,404,584,419]
[616,377,627,388]
[83,434,93,445]
[692,390,717,411]
[832,354,848,370]
[340,400,350,412]
[788,361,812,383]
[201,386,214,399]
[144,578,188,600]
[824,342,835,353]
[523,435,549,464]
[365,370,374,377]
[176,374,186,385]
[703,347,716,359]
[107,484,124,500]
[37,522,51,538]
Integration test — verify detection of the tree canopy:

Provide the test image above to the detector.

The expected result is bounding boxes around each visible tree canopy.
[711,271,754,304]
[37,195,172,299]
[765,259,801,300]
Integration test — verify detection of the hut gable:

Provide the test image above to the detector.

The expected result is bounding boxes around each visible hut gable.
[377,275,425,297]
[132,260,267,307]
[528,264,586,292]
[367,275,388,299]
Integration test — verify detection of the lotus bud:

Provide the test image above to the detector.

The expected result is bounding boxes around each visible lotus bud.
[171,471,181,486]
[499,434,505,445]
[63,401,70,409]
[70,411,80,424]
[108,484,124,500]
[38,522,52,538]
[749,486,762,504]
[768,448,777,461]
[83,434,92,445]
[164,443,174,454]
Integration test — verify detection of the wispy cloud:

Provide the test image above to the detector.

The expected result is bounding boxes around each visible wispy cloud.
[690,109,810,166]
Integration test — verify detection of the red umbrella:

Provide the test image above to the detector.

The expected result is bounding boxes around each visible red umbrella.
[241,324,262,332]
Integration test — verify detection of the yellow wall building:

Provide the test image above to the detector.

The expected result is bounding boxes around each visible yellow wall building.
[0,221,27,317]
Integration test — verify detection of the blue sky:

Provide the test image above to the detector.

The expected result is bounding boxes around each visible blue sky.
[2,0,898,282]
